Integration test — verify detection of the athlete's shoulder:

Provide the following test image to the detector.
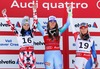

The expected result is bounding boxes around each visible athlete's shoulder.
[76,34,80,39]
[88,37,94,42]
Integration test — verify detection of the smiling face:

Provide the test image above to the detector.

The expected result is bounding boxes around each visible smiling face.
[48,21,57,29]
[22,23,30,31]
[80,26,88,35]
[48,16,57,29]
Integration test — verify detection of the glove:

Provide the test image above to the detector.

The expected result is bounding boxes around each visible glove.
[67,5,73,16]
[94,61,99,68]
[2,9,7,17]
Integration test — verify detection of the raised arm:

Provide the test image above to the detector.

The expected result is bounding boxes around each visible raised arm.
[59,12,70,34]
[59,6,76,34]
[1,9,20,35]
[32,2,44,36]
[67,6,78,40]
[2,9,15,31]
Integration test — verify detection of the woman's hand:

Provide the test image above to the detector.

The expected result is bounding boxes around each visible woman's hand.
[2,9,7,16]
[67,5,72,14]
[33,3,37,12]
[95,61,99,68]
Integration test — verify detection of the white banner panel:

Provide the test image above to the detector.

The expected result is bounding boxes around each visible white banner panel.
[0,36,63,50]
[69,18,100,32]
[69,54,100,68]
[69,36,99,50]
[0,17,62,31]
[0,55,18,68]
[0,54,45,68]
[0,54,63,68]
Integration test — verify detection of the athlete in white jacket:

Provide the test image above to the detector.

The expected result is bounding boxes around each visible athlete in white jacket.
[67,6,98,69]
